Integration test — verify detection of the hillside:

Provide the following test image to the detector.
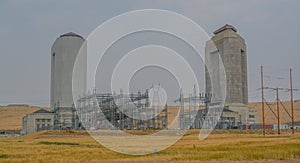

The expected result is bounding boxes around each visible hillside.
[0,105,48,130]
[249,100,300,124]
[168,100,300,126]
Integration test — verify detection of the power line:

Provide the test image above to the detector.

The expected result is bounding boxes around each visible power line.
[260,66,296,135]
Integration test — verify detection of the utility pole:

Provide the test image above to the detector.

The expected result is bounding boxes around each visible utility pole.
[290,68,295,134]
[261,66,265,136]
[276,87,280,135]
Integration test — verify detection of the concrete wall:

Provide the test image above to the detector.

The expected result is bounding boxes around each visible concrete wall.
[22,113,54,134]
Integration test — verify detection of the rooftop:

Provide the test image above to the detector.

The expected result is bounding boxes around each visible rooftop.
[214,24,237,35]
[33,109,53,114]
[60,32,84,39]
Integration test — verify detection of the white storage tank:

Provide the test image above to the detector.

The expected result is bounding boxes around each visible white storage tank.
[50,32,86,110]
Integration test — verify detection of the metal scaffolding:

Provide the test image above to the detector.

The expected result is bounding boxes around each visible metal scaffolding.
[76,89,168,130]
[174,86,226,130]
[174,92,212,129]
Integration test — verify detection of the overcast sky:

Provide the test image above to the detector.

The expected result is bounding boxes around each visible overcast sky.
[0,0,299,106]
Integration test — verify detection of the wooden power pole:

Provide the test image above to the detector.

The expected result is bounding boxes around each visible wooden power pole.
[276,87,280,135]
[290,68,295,134]
[261,66,265,136]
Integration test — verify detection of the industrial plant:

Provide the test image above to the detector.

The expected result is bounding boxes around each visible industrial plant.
[22,24,260,134]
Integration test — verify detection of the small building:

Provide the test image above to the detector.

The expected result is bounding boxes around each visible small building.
[22,109,54,135]
[273,124,290,130]
[218,108,241,129]
[191,108,242,129]
[247,107,259,124]
[273,122,300,130]
[285,121,300,130]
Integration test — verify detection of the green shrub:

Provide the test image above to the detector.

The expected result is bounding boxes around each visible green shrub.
[0,154,8,158]
[38,141,79,146]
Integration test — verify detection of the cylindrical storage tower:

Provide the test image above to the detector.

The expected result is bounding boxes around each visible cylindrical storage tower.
[50,32,86,110]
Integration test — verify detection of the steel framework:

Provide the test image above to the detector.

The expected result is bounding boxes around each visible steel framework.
[76,89,168,130]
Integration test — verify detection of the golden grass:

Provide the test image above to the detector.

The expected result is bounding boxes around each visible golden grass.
[0,130,300,162]
[0,105,47,130]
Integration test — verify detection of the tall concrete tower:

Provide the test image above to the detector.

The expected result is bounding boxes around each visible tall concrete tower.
[205,24,248,105]
[205,24,250,124]
[50,32,86,129]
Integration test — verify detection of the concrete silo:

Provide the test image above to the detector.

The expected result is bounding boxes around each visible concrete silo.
[50,32,86,129]
[205,25,258,126]
[205,24,248,105]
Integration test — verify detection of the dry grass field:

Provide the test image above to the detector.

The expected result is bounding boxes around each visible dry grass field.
[0,130,300,162]
[1,102,300,162]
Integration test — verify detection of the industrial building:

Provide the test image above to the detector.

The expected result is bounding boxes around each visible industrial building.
[205,24,259,127]
[22,32,86,134]
[22,24,259,134]
[22,109,54,134]
[50,32,86,130]
[176,24,259,130]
